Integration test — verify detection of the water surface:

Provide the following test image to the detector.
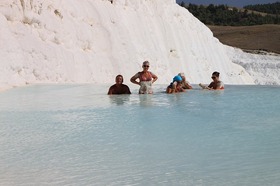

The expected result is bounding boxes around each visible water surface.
[0,84,280,186]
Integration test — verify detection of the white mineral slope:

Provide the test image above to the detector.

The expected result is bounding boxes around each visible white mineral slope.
[1,0,271,91]
[227,46,280,85]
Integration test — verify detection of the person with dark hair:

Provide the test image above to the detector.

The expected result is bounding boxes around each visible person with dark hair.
[166,75,186,94]
[130,61,158,94]
[108,75,131,95]
[199,71,224,90]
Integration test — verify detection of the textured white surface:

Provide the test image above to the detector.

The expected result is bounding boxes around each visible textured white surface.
[0,0,279,91]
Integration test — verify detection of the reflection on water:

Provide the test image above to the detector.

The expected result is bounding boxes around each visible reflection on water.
[109,95,130,105]
[139,94,153,107]
[1,85,280,186]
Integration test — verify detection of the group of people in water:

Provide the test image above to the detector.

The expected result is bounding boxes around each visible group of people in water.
[107,60,224,95]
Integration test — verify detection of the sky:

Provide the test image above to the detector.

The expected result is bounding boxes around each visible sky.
[176,0,279,8]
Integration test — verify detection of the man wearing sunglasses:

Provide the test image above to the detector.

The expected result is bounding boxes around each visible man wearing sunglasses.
[199,71,224,90]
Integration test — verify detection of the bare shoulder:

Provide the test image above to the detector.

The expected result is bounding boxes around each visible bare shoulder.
[217,81,225,89]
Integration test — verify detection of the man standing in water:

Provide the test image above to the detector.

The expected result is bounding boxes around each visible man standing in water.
[108,75,131,95]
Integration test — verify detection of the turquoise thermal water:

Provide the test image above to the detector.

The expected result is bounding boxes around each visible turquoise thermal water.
[0,84,280,185]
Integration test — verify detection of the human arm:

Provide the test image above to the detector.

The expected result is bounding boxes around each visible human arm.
[176,82,186,92]
[177,87,186,92]
[166,86,176,94]
[107,86,113,95]
[182,81,192,89]
[199,83,213,90]
[124,85,131,94]
[151,72,158,84]
[130,73,140,85]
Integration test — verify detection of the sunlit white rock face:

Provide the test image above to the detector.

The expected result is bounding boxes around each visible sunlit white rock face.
[0,0,278,90]
[226,46,280,85]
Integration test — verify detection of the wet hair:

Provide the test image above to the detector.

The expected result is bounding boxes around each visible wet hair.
[212,71,220,77]
[115,74,123,83]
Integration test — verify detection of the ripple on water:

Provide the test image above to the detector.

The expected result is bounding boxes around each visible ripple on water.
[1,85,280,185]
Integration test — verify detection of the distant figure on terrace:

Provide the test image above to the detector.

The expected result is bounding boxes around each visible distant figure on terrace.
[108,75,131,95]
[199,71,224,90]
[166,75,185,94]
[178,72,193,89]
[130,61,158,94]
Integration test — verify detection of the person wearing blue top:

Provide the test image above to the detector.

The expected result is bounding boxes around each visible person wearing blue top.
[166,75,186,94]
[178,72,192,89]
